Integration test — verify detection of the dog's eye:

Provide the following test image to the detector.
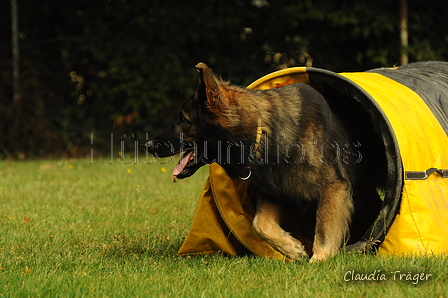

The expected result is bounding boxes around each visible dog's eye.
[179,114,189,125]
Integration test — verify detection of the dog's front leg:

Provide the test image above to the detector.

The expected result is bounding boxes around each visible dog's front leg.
[310,181,353,262]
[253,199,308,261]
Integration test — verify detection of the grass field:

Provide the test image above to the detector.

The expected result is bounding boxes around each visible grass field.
[1,159,447,297]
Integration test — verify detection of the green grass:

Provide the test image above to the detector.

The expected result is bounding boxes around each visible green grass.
[1,159,447,297]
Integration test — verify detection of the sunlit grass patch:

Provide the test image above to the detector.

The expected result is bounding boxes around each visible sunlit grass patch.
[0,159,447,297]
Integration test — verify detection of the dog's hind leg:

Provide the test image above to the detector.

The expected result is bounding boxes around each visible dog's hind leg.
[310,181,353,262]
[253,199,308,260]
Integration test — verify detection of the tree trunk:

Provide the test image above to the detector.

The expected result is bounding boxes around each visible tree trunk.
[399,0,408,65]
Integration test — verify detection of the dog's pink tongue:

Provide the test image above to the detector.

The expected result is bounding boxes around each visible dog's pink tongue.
[173,151,194,182]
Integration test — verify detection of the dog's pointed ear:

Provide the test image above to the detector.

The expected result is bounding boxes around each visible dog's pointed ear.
[195,62,220,100]
[194,63,239,128]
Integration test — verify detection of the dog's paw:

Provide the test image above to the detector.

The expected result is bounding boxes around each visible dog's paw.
[278,241,308,261]
[309,254,326,263]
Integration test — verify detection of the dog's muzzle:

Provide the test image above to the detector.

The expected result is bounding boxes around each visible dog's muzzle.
[144,140,155,153]
[145,140,163,156]
[145,139,176,157]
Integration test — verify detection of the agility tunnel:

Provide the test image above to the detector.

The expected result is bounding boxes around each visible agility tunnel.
[178,61,448,259]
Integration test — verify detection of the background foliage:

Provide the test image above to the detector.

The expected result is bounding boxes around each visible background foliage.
[0,0,447,158]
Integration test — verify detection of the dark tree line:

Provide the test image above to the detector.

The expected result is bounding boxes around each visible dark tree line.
[0,0,446,159]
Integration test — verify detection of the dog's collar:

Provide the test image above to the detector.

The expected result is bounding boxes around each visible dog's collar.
[238,118,262,181]
[254,118,262,150]
[238,169,252,180]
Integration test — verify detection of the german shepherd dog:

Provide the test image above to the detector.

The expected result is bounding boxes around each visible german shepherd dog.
[146,63,382,262]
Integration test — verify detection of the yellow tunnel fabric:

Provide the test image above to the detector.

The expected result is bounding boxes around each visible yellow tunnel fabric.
[178,65,448,258]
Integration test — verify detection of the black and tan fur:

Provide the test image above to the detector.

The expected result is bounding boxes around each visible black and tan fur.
[146,63,381,262]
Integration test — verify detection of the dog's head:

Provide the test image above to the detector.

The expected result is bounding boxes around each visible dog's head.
[146,63,256,181]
